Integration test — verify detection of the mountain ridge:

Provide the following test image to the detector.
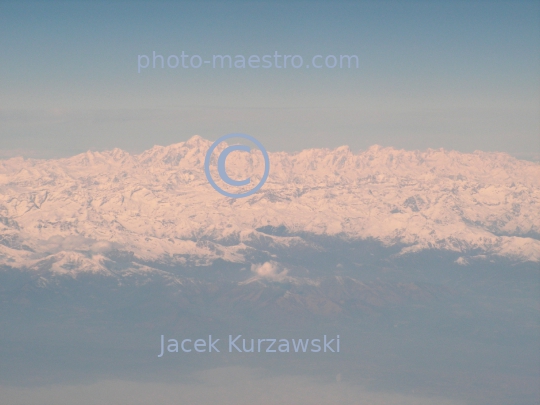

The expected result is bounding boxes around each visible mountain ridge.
[0,135,538,275]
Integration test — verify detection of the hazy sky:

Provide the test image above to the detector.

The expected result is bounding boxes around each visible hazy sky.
[1,0,538,157]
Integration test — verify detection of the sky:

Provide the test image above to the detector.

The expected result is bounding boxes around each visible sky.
[0,0,539,158]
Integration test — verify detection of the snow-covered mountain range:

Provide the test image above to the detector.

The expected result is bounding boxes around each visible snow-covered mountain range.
[0,135,538,275]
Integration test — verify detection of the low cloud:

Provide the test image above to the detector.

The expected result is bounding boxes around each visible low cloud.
[250,262,289,282]
[0,367,465,405]
[39,235,114,254]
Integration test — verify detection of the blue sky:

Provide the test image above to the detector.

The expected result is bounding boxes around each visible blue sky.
[0,0,538,157]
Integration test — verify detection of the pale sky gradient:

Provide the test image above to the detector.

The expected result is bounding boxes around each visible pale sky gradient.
[0,0,538,158]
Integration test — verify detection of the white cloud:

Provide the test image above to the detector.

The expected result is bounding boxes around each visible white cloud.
[250,262,289,282]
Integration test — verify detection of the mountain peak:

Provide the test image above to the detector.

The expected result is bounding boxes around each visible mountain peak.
[184,134,209,147]
[366,144,387,153]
